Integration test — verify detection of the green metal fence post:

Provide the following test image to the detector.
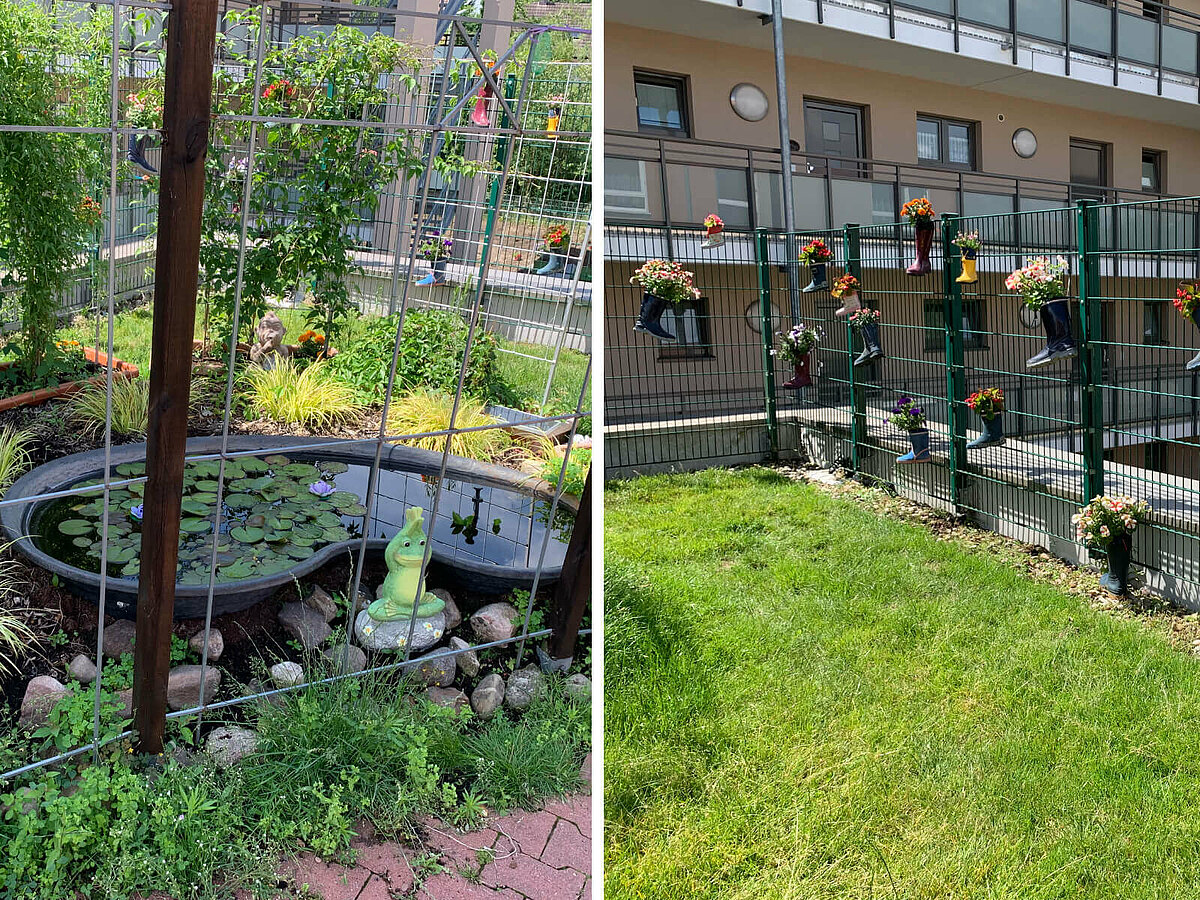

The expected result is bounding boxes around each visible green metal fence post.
[941,214,968,507]
[756,228,779,458]
[1076,199,1105,500]
[844,222,865,469]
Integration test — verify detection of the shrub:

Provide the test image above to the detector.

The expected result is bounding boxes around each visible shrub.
[330,309,505,405]
[70,377,149,437]
[387,389,511,461]
[540,446,591,496]
[240,359,361,428]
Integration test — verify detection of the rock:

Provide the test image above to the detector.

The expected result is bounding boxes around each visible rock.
[20,676,69,726]
[431,589,462,630]
[116,689,133,717]
[449,636,480,678]
[504,666,546,711]
[321,644,367,675]
[67,654,97,684]
[204,726,259,769]
[101,619,137,659]
[270,661,305,688]
[414,649,455,687]
[188,628,224,662]
[564,673,591,701]
[426,687,469,712]
[354,609,445,653]
[470,602,519,645]
[304,585,338,623]
[470,673,505,719]
[166,665,221,711]
[278,601,332,650]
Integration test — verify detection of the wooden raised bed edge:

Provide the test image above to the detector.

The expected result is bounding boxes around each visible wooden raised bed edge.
[0,347,140,413]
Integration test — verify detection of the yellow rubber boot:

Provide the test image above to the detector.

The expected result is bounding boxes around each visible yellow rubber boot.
[956,256,978,284]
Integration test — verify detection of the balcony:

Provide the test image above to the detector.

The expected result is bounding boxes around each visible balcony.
[604,130,1200,258]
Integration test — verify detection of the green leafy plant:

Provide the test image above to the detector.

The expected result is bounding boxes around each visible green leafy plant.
[329,309,504,405]
[0,3,110,380]
[540,447,590,496]
[240,360,362,428]
[387,389,511,461]
[69,377,150,438]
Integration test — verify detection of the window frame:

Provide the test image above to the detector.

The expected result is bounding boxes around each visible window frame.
[658,295,713,360]
[633,69,692,138]
[604,157,652,218]
[802,98,869,177]
[1141,148,1165,194]
[1069,138,1112,199]
[924,297,989,352]
[915,113,978,171]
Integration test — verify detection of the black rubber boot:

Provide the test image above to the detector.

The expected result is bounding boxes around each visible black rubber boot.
[634,293,676,343]
[127,134,157,176]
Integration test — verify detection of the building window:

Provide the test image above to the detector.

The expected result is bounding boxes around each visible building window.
[604,157,651,218]
[1143,1,1163,23]
[924,298,988,352]
[1143,300,1168,344]
[634,70,690,137]
[1070,139,1110,199]
[803,100,866,174]
[916,115,976,169]
[1142,149,1164,193]
[659,297,711,359]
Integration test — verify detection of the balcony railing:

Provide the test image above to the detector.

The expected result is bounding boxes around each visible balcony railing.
[809,0,1200,97]
[605,130,1199,255]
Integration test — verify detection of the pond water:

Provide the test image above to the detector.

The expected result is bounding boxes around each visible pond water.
[31,453,572,585]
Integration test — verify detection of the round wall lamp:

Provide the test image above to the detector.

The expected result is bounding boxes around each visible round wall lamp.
[730,82,769,122]
[1012,127,1038,159]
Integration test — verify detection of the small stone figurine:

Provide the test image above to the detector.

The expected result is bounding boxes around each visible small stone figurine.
[249,312,291,369]
[368,507,446,621]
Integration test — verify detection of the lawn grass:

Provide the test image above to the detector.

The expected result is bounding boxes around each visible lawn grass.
[605,467,1200,900]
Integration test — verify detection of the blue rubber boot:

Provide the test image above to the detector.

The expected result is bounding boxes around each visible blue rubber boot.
[802,263,828,293]
[536,253,565,276]
[967,415,1006,449]
[633,293,676,343]
[896,428,931,464]
[127,134,157,176]
[416,260,447,286]
[1027,298,1077,368]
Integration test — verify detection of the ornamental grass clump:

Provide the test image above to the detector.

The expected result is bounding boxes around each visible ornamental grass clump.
[387,389,512,461]
[71,377,150,438]
[630,260,701,305]
[241,360,361,429]
[888,396,927,432]
[1073,495,1150,549]
[1005,256,1069,309]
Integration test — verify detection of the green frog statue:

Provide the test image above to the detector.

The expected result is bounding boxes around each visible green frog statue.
[368,507,446,620]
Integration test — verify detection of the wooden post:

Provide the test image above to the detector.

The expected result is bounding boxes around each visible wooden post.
[548,473,591,661]
[132,0,219,754]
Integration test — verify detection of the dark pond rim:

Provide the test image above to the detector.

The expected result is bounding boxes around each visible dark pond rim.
[0,436,576,619]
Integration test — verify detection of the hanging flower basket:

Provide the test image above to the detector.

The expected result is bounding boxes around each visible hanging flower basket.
[952,231,980,284]
[902,197,936,276]
[966,387,1005,449]
[778,323,823,389]
[832,273,861,317]
[702,214,725,249]
[1177,283,1200,371]
[889,396,930,464]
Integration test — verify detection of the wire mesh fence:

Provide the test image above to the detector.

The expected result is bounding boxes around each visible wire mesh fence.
[605,196,1200,607]
[0,0,592,782]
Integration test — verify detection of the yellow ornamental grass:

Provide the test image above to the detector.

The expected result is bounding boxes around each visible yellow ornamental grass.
[387,389,511,462]
[70,377,150,438]
[241,360,361,429]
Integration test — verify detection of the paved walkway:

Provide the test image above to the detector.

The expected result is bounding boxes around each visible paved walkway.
[277,755,592,900]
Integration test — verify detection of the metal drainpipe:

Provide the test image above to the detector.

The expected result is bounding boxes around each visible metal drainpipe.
[770,0,800,322]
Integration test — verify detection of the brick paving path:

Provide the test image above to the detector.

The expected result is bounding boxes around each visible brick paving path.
[276,754,592,900]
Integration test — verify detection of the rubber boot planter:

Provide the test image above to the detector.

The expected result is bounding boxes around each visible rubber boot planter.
[803,262,828,293]
[1100,534,1132,596]
[907,222,934,276]
[853,321,884,367]
[956,247,978,284]
[702,216,725,250]
[1026,298,1077,369]
[834,288,860,318]
[782,354,812,389]
[634,293,676,343]
[471,84,494,127]
[897,428,931,464]
[127,134,157,176]
[967,414,1005,449]
[537,249,566,276]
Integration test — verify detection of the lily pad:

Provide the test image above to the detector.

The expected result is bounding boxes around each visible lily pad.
[321,526,350,543]
[320,461,349,475]
[180,517,212,534]
[224,493,257,509]
[230,526,264,543]
[72,536,93,548]
[181,499,210,516]
[264,454,291,466]
[58,520,92,536]
[342,503,368,517]
[283,463,320,481]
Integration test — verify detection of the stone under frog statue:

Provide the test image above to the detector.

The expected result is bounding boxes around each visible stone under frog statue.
[368,506,445,620]
[354,507,447,653]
